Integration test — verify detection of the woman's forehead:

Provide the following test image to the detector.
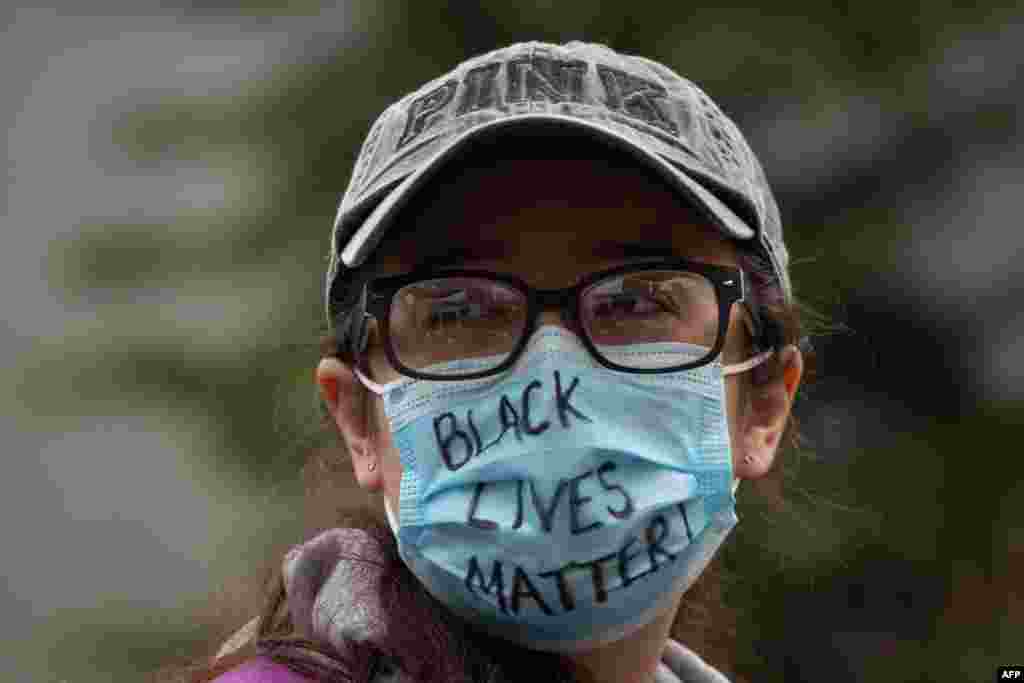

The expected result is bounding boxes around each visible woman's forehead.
[373,157,739,274]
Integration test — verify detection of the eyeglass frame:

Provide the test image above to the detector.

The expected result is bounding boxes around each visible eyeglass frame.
[342,258,771,382]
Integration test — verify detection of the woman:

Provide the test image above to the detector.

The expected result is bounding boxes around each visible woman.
[193,41,809,683]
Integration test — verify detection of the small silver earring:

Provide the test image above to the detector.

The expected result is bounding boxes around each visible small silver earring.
[743,454,754,465]
[367,460,376,472]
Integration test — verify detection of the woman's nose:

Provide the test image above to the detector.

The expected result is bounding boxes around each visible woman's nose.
[535,309,578,334]
[537,310,561,325]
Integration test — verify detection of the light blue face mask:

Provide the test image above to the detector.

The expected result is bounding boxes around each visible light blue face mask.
[355,325,771,653]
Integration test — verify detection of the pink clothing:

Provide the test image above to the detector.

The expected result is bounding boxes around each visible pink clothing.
[212,528,731,682]
[213,645,731,683]
[211,657,312,683]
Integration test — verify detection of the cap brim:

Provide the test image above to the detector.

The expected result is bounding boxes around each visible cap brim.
[340,114,755,270]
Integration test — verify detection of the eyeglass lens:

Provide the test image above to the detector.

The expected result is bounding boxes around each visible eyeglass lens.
[383,270,720,378]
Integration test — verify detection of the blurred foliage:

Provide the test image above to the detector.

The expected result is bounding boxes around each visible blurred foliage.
[34,0,1022,680]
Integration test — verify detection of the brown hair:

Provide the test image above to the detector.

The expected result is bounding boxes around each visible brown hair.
[153,134,819,683]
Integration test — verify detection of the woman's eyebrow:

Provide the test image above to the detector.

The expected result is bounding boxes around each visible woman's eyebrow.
[411,244,503,271]
[594,242,680,261]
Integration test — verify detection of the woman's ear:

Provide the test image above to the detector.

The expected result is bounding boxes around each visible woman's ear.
[733,345,803,480]
[315,357,384,492]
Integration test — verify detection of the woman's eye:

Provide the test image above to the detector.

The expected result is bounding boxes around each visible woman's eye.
[592,294,663,318]
[427,302,472,327]
[425,298,501,328]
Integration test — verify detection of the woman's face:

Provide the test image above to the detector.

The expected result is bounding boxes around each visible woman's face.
[325,155,800,510]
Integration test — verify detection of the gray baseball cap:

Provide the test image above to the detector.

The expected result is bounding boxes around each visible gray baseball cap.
[326,40,790,323]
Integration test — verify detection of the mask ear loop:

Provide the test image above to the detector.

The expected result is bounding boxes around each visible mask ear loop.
[722,350,773,376]
[352,312,392,396]
[354,365,389,395]
[722,297,775,376]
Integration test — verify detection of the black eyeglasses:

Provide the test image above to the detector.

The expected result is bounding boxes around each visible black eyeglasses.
[343,259,766,382]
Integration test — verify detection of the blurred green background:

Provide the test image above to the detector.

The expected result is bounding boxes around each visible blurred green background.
[4,2,1021,681]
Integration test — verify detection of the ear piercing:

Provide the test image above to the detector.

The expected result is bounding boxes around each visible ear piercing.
[367,460,377,472]
[743,454,754,465]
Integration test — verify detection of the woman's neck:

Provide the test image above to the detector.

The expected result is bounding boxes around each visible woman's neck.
[566,598,681,683]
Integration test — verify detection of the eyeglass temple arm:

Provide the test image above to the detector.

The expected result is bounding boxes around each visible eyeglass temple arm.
[340,283,373,360]
[739,270,779,353]
[740,272,813,355]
